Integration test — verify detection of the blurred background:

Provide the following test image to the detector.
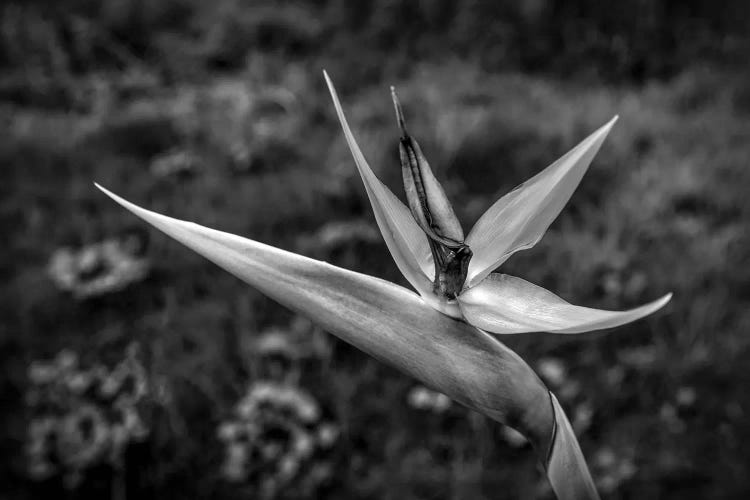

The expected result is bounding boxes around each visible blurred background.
[2,0,750,498]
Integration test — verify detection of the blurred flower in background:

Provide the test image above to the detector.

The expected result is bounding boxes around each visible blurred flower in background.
[406,385,452,414]
[190,66,307,174]
[47,230,150,299]
[217,380,339,499]
[244,315,332,382]
[25,344,156,489]
[150,147,203,178]
[592,447,638,494]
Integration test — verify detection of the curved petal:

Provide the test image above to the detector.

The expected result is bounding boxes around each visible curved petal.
[458,273,672,334]
[95,185,554,447]
[465,117,618,287]
[324,71,434,294]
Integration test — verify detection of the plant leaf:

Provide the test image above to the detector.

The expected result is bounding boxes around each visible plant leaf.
[465,117,618,287]
[458,273,672,334]
[324,71,434,294]
[97,185,611,499]
[545,392,601,500]
[95,184,554,441]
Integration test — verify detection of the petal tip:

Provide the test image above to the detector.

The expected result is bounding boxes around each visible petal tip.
[617,291,673,326]
[93,181,109,194]
[323,70,336,97]
[656,292,673,309]
[95,183,125,203]
[94,184,158,226]
[595,115,618,138]
[94,183,118,202]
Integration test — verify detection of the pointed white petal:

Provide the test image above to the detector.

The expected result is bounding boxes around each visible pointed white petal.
[458,274,671,334]
[465,117,618,287]
[546,393,601,500]
[96,184,556,453]
[324,71,434,294]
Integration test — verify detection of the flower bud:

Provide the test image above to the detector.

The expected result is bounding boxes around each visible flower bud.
[392,87,471,297]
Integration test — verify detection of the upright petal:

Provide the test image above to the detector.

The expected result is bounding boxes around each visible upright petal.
[324,71,434,294]
[458,273,671,334]
[465,117,618,287]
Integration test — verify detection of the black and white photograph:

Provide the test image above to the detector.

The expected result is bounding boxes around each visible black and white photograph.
[2,1,749,498]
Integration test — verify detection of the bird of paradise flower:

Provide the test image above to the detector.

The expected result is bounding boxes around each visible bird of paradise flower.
[96,71,671,500]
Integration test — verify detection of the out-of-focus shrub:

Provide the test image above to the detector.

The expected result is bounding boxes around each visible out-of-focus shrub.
[25,344,158,489]
[2,0,748,85]
[47,230,150,299]
[217,380,339,499]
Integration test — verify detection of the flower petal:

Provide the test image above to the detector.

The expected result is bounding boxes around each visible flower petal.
[458,273,672,334]
[95,184,552,444]
[546,393,601,500]
[465,117,618,287]
[324,71,434,294]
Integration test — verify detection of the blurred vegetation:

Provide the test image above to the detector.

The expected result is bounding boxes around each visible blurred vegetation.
[1,0,749,90]
[2,1,750,499]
